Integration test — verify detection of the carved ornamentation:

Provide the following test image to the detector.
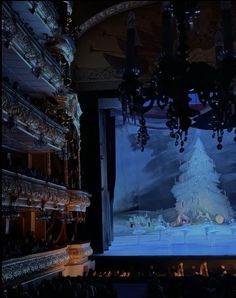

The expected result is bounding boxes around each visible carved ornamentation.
[2,83,68,150]
[66,243,93,265]
[1,8,18,48]
[2,170,70,210]
[21,35,42,63]
[2,247,69,284]
[56,37,75,65]
[2,3,63,91]
[66,93,82,136]
[29,1,59,34]
[68,190,91,212]
[78,1,157,39]
[46,36,76,65]
[2,170,91,212]
[75,66,123,82]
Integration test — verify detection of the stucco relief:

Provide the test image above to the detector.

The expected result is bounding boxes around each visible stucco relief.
[2,247,69,284]
[2,84,68,150]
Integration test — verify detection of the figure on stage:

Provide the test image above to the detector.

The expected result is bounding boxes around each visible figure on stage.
[157,214,167,226]
[200,261,209,276]
[196,211,212,223]
[177,262,185,277]
[173,212,190,226]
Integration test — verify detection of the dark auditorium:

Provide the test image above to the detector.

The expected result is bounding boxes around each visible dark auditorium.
[2,1,236,297]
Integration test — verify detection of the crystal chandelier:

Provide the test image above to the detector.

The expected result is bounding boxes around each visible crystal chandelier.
[119,1,236,152]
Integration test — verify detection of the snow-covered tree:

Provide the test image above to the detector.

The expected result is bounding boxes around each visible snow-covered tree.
[171,137,234,223]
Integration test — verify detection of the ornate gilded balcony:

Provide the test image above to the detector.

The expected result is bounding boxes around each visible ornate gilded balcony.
[2,242,94,285]
[28,1,59,35]
[44,35,76,66]
[2,169,69,211]
[63,243,94,277]
[2,2,63,92]
[67,190,91,212]
[2,246,69,285]
[2,82,68,152]
[2,169,91,212]
[53,92,82,136]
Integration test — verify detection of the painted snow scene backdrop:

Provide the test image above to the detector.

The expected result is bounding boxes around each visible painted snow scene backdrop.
[112,123,236,256]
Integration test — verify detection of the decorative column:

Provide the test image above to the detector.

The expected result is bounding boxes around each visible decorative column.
[31,210,36,233]
[55,222,68,244]
[64,159,69,186]
[22,209,36,235]
[77,148,81,189]
[47,152,51,177]
[35,220,46,242]
[28,153,32,169]
[5,218,10,234]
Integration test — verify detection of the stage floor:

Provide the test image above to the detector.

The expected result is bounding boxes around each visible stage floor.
[101,224,236,256]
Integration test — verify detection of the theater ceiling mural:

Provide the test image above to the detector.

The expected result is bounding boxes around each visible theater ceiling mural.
[73,1,236,91]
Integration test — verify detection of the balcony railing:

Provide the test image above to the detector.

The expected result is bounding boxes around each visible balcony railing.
[2,169,69,211]
[28,1,59,35]
[2,246,69,284]
[2,2,64,91]
[2,82,68,151]
[2,169,91,212]
[2,242,93,285]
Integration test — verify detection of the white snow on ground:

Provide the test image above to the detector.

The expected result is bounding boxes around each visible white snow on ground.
[105,222,236,256]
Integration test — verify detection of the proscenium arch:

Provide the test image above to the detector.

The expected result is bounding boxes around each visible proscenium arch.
[77,1,158,39]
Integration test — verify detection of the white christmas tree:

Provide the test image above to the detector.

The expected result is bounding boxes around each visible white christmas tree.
[171,137,234,223]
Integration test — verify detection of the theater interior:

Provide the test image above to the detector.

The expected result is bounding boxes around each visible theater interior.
[2,1,236,297]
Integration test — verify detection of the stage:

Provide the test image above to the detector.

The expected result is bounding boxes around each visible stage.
[94,223,236,275]
[103,223,236,256]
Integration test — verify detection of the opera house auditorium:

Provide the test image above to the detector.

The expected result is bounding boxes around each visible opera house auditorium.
[2,1,236,297]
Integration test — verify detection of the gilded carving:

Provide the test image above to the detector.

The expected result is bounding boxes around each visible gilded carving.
[2,169,92,213]
[2,83,68,150]
[78,1,157,39]
[66,243,93,265]
[66,93,82,136]
[2,247,69,284]
[2,170,70,209]
[45,36,76,65]
[75,66,123,82]
[2,3,63,90]
[29,1,59,34]
[68,190,91,212]
[1,8,17,48]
